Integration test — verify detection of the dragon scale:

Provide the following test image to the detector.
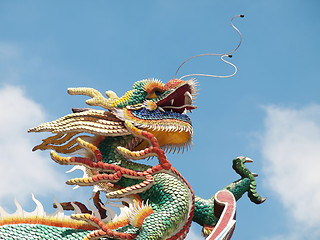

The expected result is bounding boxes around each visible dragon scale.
[0,78,265,240]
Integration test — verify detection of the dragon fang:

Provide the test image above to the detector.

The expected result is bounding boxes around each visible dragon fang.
[0,78,265,240]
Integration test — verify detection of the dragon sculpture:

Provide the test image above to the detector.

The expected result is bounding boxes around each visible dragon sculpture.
[0,78,265,240]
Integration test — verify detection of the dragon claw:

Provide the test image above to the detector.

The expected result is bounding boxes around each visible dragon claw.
[232,156,266,205]
[260,197,267,203]
[235,156,253,163]
[244,157,253,163]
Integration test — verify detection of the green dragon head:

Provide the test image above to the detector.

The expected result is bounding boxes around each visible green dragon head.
[110,78,198,150]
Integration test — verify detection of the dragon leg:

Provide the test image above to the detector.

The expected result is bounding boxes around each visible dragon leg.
[193,156,266,237]
[225,156,266,204]
[51,149,157,199]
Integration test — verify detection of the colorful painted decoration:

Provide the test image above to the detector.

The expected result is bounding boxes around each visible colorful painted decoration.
[0,15,265,240]
[0,79,265,240]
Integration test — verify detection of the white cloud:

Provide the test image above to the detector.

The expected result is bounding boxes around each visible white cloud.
[0,43,90,213]
[0,85,66,203]
[261,105,320,239]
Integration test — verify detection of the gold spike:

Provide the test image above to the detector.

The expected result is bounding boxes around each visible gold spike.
[68,87,118,110]
[32,133,86,154]
[105,90,119,99]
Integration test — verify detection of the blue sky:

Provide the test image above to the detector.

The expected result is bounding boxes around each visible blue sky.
[0,1,320,239]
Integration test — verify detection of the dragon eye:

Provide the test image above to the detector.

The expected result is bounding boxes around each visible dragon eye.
[147,88,163,99]
[154,90,162,96]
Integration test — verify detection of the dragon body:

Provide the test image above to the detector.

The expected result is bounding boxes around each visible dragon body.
[0,78,265,240]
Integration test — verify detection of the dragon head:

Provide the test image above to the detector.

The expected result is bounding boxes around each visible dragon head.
[29,78,198,154]
[109,78,198,151]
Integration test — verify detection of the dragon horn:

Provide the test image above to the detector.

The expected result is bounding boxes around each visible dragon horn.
[68,87,119,110]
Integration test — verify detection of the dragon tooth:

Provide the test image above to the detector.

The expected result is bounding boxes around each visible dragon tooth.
[170,99,174,105]
[158,106,165,112]
[184,91,192,105]
[183,109,187,115]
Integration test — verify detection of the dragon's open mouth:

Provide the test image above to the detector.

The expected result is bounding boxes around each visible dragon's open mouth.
[156,81,197,114]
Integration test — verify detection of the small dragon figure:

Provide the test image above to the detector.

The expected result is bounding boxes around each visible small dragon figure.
[0,78,265,240]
